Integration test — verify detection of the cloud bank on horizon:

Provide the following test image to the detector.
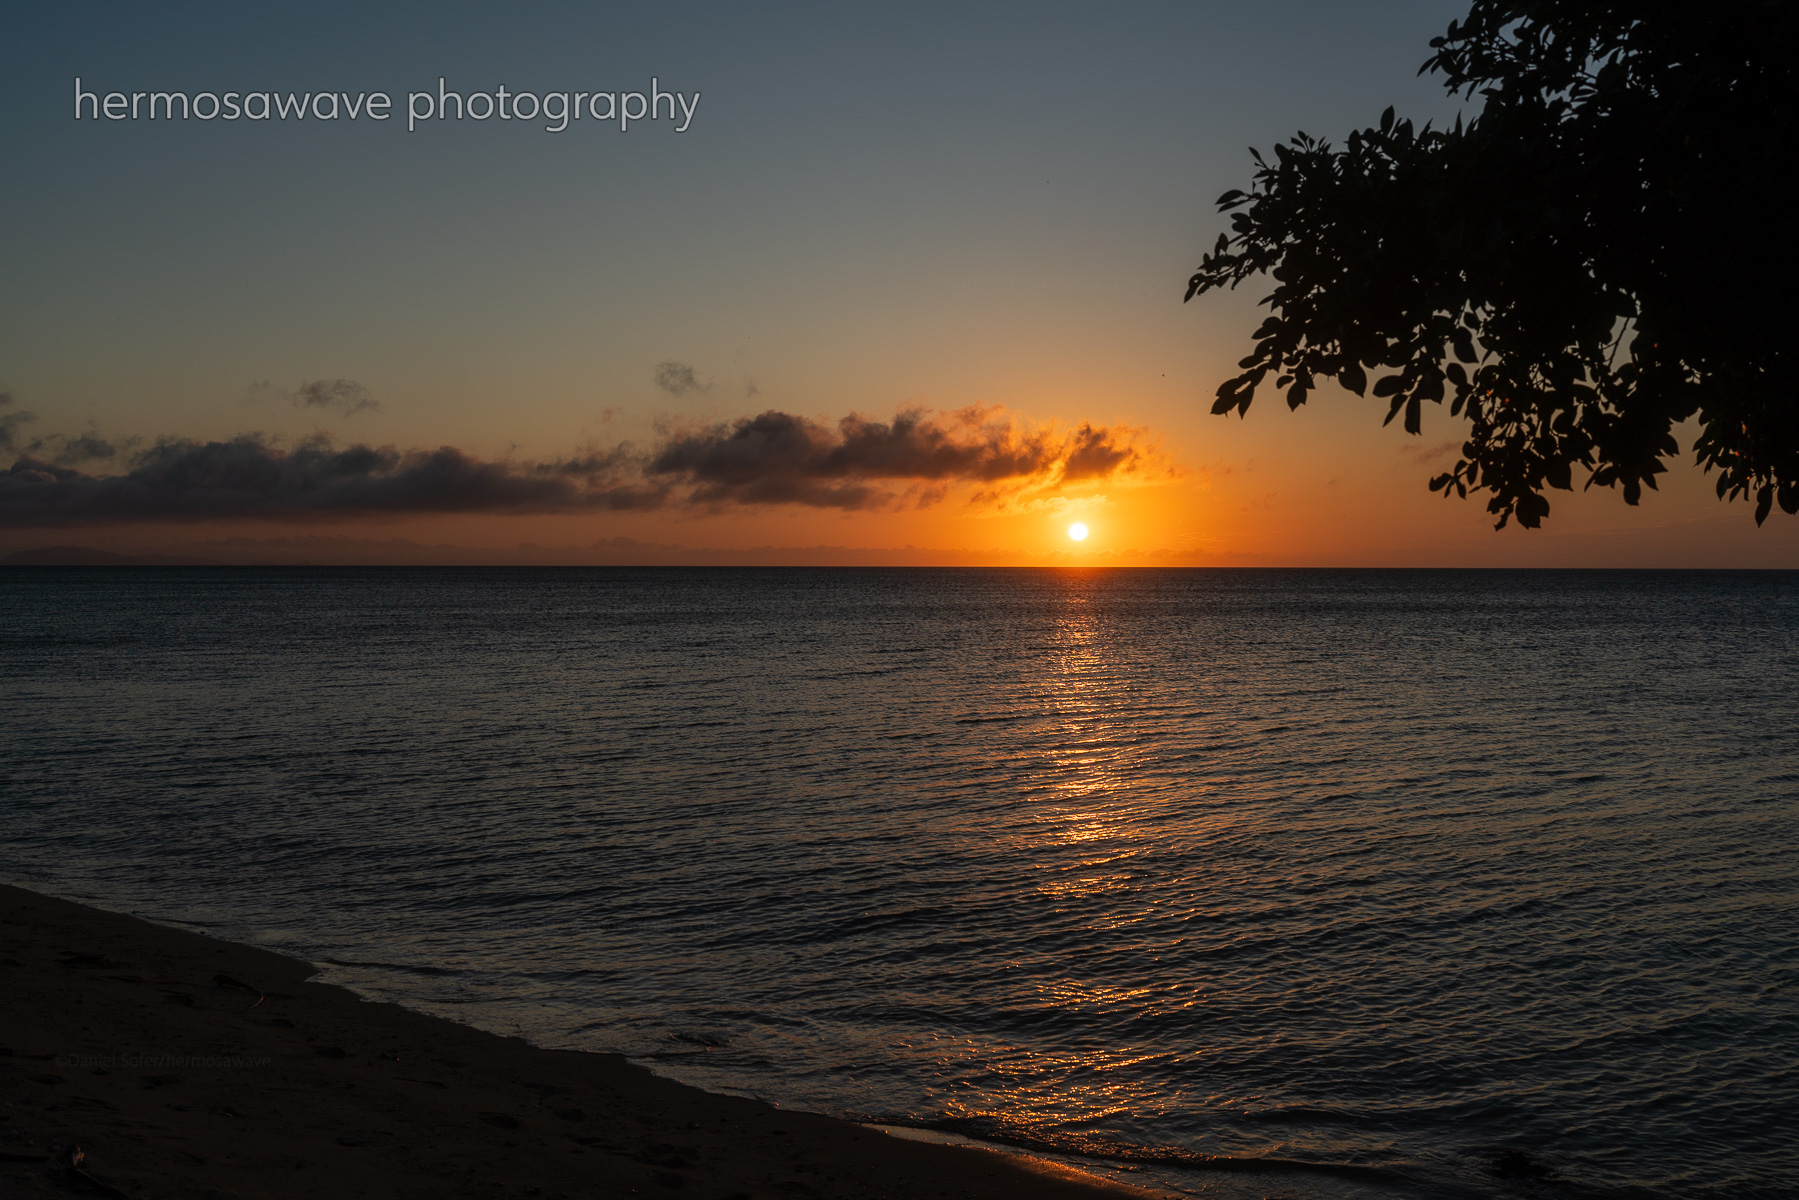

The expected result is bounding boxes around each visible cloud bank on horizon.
[0,406,1167,527]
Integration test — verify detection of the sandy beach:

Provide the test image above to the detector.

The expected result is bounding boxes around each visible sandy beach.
[0,883,1161,1200]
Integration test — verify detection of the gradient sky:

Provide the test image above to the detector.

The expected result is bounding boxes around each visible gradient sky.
[4,1,1794,565]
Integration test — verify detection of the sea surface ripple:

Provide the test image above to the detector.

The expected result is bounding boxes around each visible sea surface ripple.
[3,567,1796,1199]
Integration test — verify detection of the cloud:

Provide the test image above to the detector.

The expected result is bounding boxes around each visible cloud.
[52,432,121,463]
[647,406,1163,511]
[653,361,708,396]
[0,406,1168,527]
[295,378,378,415]
[2,394,127,465]
[25,429,134,466]
[250,378,379,415]
[965,492,1109,518]
[0,435,666,528]
[0,390,36,454]
[1397,438,1462,466]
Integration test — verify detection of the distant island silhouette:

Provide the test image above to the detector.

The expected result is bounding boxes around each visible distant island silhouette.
[1,545,221,566]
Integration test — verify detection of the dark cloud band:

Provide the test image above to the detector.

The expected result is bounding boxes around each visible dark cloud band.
[0,408,1160,527]
[0,436,662,527]
[647,408,1150,509]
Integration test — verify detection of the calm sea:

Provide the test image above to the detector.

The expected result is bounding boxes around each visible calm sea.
[3,568,1796,1199]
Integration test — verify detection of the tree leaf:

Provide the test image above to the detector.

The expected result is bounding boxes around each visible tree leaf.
[1184,5,1799,531]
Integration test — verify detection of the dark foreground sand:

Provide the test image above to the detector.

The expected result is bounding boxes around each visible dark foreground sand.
[0,884,1167,1200]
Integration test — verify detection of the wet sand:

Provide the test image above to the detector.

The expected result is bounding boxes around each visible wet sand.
[0,883,1165,1200]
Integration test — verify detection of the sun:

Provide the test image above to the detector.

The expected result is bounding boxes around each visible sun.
[1067,522,1089,541]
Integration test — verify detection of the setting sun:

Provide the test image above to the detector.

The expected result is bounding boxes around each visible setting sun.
[1068,523,1089,541]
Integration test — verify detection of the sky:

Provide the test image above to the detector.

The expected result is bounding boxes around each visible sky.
[2,0,1794,566]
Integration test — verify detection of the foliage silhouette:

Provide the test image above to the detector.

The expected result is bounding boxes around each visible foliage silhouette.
[1185,2,1798,527]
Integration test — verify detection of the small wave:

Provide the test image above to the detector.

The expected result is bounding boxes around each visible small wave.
[920,1115,1415,1185]
[319,956,461,977]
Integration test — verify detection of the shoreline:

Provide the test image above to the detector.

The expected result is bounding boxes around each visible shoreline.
[0,882,1167,1200]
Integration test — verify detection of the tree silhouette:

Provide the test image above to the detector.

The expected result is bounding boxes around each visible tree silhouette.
[1186,2,1798,527]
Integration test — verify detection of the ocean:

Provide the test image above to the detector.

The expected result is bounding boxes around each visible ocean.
[3,567,1795,1199]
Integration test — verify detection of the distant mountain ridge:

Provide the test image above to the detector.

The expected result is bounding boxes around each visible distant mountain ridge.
[1,545,222,566]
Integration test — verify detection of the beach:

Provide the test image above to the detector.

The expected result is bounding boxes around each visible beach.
[0,883,1158,1200]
